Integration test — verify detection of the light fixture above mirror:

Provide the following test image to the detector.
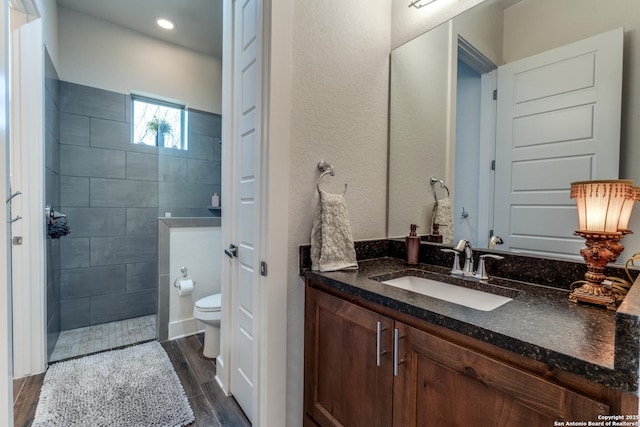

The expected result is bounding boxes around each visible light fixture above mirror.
[409,0,438,9]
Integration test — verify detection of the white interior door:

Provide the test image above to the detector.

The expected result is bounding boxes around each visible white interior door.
[493,27,623,258]
[230,0,262,422]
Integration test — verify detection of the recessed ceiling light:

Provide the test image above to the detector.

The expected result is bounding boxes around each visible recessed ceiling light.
[157,18,175,30]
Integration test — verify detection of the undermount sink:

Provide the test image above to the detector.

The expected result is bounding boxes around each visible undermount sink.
[382,276,512,311]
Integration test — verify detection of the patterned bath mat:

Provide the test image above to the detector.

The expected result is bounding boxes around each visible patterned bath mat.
[32,341,194,427]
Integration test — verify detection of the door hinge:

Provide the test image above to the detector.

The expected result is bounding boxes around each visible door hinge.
[260,261,268,277]
[493,89,497,100]
[489,229,494,238]
[491,160,495,171]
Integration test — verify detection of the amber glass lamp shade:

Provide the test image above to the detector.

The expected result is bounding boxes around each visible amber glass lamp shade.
[618,187,640,233]
[571,180,633,234]
[569,179,635,310]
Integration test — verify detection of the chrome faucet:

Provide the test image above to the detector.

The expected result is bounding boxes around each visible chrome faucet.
[442,239,504,281]
[440,249,463,275]
[473,254,504,281]
[454,239,474,276]
[489,235,504,250]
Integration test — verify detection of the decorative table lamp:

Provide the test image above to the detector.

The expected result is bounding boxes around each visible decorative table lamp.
[569,180,636,310]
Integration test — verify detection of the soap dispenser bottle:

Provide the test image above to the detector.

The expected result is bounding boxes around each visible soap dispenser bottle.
[406,224,420,265]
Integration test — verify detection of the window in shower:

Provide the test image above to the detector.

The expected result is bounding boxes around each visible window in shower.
[131,95,188,150]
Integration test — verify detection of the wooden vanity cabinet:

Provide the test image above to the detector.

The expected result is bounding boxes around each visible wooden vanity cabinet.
[393,322,609,426]
[305,280,624,427]
[304,286,394,427]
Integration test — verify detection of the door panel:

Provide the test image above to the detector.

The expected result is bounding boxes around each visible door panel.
[512,105,594,148]
[513,53,595,104]
[494,28,623,257]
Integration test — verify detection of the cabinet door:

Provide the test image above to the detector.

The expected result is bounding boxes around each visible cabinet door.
[305,286,394,427]
[393,323,610,427]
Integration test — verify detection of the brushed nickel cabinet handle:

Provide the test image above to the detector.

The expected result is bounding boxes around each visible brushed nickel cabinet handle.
[394,328,399,376]
[376,321,381,367]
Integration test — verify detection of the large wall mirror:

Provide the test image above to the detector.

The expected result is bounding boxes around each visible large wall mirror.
[388,0,640,261]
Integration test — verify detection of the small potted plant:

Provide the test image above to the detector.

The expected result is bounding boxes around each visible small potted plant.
[147,116,173,146]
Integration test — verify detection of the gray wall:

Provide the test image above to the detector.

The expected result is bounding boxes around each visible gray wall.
[58,81,221,330]
[45,49,61,358]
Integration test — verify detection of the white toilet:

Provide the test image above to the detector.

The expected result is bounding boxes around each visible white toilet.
[193,293,222,359]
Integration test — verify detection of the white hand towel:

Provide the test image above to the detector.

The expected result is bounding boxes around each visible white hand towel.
[433,198,454,245]
[311,190,358,272]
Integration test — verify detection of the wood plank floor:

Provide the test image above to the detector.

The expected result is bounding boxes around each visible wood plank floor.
[13,334,250,427]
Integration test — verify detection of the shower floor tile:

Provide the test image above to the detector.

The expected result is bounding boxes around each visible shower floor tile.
[50,315,156,362]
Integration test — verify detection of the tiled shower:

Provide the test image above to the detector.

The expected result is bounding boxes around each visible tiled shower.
[45,56,221,361]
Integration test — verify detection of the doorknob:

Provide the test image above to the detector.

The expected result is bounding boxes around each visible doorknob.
[225,244,238,258]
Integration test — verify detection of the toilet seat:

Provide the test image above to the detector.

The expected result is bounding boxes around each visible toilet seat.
[195,293,221,312]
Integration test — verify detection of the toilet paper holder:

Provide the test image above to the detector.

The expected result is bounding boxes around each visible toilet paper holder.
[173,266,196,288]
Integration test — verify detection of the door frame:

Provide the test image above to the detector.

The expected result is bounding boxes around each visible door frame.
[477,69,497,249]
[10,13,46,379]
[0,0,12,423]
[219,0,289,425]
[455,36,497,249]
[217,0,232,395]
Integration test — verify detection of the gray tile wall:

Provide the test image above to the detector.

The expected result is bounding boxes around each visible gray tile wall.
[58,81,221,330]
[45,49,61,360]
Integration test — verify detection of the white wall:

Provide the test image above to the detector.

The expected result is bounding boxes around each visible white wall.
[285,0,391,424]
[168,227,220,339]
[503,0,640,260]
[57,7,222,113]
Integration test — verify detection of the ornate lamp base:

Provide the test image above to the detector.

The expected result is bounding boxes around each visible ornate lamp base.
[569,231,624,311]
[568,283,617,311]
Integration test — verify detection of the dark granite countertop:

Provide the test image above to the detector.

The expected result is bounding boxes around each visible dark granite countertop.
[304,256,640,394]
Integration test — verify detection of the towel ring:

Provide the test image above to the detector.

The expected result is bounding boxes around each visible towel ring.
[316,170,347,196]
[430,177,450,202]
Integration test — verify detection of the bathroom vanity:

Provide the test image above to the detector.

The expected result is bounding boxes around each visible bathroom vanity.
[302,242,640,426]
